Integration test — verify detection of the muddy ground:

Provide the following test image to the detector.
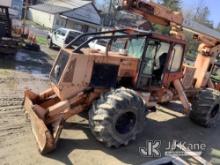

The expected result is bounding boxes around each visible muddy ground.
[0,46,220,165]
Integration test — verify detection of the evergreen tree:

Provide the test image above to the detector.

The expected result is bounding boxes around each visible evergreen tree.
[158,0,182,11]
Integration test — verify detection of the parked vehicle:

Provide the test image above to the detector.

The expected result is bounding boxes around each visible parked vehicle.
[47,28,83,48]
[88,39,108,52]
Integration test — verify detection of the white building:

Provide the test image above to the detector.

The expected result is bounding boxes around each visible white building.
[0,0,12,7]
[28,0,101,32]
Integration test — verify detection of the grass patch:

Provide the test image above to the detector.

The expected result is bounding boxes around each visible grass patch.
[36,36,47,45]
[211,74,220,83]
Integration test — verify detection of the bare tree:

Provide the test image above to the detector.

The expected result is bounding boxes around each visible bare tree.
[216,23,220,32]
[194,7,213,28]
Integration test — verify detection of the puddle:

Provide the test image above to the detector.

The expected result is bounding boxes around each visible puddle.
[15,52,46,64]
[0,49,52,95]
[0,50,52,77]
[15,52,29,62]
[14,50,51,79]
[15,65,48,79]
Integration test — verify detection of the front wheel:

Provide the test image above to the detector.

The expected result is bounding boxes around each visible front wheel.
[89,87,147,147]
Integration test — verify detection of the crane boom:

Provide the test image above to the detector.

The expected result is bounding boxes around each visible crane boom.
[121,0,183,26]
[121,0,220,43]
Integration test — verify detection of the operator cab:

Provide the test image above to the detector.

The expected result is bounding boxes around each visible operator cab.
[92,31,185,90]
[136,37,184,89]
[53,29,185,92]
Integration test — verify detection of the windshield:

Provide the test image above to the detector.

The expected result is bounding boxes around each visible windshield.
[127,38,145,58]
[69,29,150,54]
[108,32,145,58]
[87,35,146,57]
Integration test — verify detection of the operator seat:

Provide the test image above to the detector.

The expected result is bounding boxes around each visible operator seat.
[153,53,168,81]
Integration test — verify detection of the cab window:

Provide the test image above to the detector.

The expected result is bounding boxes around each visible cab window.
[143,40,170,75]
[111,38,128,52]
[168,44,184,72]
[127,38,145,58]
[142,42,157,75]
[110,33,146,57]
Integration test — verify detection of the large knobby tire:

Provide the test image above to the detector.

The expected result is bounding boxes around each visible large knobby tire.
[190,88,220,127]
[89,87,146,147]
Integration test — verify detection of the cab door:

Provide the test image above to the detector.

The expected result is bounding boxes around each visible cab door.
[136,40,157,89]
[162,43,185,87]
[136,39,171,89]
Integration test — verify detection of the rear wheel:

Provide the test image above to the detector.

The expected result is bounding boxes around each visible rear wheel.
[190,88,220,127]
[89,87,146,147]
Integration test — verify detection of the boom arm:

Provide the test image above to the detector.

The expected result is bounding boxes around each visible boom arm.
[122,0,183,26]
[121,0,220,44]
[121,0,184,39]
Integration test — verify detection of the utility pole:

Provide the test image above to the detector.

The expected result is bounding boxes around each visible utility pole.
[108,0,113,26]
[22,0,28,33]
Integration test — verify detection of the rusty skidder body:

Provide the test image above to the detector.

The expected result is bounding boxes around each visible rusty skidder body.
[24,28,189,153]
[24,0,220,154]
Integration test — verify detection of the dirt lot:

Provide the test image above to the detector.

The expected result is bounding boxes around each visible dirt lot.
[0,46,220,165]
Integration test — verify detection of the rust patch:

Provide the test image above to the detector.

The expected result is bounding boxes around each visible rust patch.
[63,59,76,83]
